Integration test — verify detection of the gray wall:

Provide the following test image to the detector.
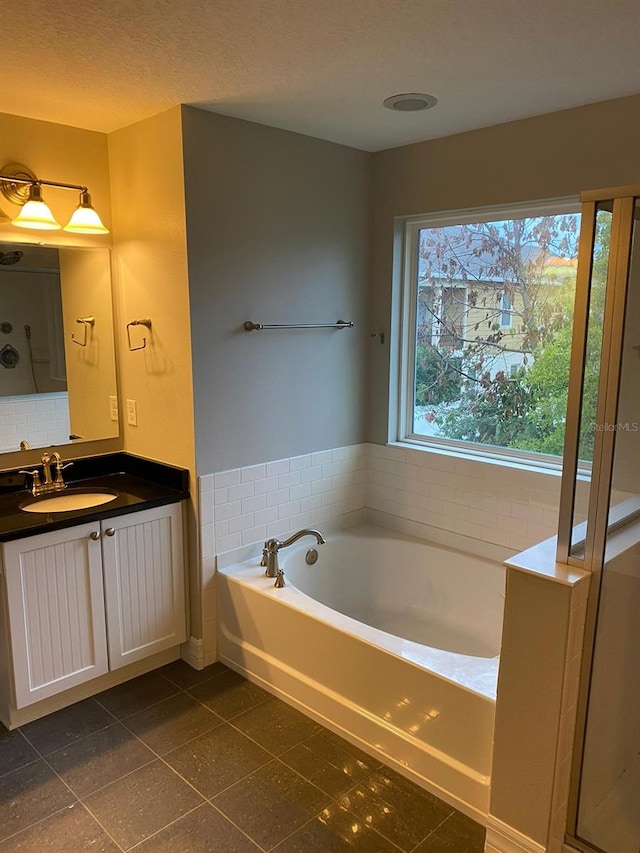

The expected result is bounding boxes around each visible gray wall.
[369,93,640,445]
[182,106,371,475]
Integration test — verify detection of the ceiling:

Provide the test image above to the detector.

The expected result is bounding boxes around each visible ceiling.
[3,0,640,151]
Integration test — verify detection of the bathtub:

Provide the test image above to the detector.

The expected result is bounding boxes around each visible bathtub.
[217,523,505,818]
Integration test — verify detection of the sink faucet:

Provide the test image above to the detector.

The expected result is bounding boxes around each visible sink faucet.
[20,451,72,496]
[264,529,325,586]
[41,451,61,487]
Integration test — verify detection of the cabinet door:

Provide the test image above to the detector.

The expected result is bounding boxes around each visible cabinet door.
[2,523,109,708]
[101,503,186,669]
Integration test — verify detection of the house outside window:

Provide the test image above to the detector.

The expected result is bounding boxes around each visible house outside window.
[400,200,587,465]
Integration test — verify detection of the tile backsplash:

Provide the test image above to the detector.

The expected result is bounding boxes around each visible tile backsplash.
[200,442,562,563]
[199,444,368,562]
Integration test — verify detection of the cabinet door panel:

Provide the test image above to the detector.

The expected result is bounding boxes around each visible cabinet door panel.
[102,504,186,669]
[3,523,108,708]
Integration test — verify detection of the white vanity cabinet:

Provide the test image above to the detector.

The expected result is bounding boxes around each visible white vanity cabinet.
[0,502,186,710]
[2,522,109,708]
[101,503,186,670]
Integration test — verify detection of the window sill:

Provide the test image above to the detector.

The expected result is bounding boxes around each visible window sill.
[391,438,590,481]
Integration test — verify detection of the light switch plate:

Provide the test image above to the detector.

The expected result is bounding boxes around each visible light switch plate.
[126,399,137,426]
[109,396,119,422]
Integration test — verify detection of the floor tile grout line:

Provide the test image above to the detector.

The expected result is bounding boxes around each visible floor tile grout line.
[0,802,86,849]
[266,780,406,853]
[192,692,272,723]
[64,756,159,801]
[0,752,41,781]
[21,716,120,760]
[92,680,184,722]
[11,732,126,853]
[408,810,455,853]
[37,739,128,853]
[169,753,275,802]
[208,800,270,852]
[161,665,231,692]
[223,702,320,754]
[124,802,212,852]
[143,742,273,851]
[269,753,365,803]
[73,746,209,850]
[64,800,128,853]
[116,706,226,759]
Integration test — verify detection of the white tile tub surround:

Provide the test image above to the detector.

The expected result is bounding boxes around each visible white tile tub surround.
[197,446,368,664]
[0,393,70,452]
[197,441,564,664]
[203,443,562,560]
[367,443,561,553]
[201,445,368,559]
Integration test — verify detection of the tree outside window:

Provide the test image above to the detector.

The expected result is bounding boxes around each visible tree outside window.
[409,208,603,460]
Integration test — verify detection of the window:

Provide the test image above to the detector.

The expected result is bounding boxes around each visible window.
[500,293,513,328]
[400,201,582,463]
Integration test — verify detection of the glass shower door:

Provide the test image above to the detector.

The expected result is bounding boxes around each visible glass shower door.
[569,195,640,853]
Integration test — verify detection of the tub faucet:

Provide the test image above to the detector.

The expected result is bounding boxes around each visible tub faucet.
[265,529,326,583]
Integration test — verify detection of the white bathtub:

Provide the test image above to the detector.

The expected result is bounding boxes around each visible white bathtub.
[217,524,505,818]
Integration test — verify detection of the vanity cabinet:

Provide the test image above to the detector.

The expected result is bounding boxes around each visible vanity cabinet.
[101,504,186,670]
[1,503,185,709]
[2,522,109,707]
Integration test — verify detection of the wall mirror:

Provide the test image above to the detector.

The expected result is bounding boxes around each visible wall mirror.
[0,242,118,453]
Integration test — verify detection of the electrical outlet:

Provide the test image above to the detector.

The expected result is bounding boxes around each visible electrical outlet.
[109,396,119,422]
[126,399,137,426]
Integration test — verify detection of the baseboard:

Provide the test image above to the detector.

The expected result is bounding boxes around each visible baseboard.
[180,636,204,669]
[202,648,218,667]
[485,815,546,853]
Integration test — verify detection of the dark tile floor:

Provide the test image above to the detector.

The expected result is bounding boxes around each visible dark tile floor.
[0,661,486,852]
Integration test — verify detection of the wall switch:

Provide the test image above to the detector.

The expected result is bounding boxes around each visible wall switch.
[109,396,119,422]
[126,399,137,426]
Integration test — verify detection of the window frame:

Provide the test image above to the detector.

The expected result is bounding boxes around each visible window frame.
[395,197,583,472]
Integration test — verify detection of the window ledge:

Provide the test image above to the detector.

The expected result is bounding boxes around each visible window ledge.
[391,439,587,481]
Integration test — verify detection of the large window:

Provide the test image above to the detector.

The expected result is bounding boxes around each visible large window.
[401,201,586,464]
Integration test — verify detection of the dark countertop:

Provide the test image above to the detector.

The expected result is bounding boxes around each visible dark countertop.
[0,453,189,543]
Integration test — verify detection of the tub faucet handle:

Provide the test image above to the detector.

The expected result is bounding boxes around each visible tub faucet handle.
[260,543,268,569]
[274,569,285,588]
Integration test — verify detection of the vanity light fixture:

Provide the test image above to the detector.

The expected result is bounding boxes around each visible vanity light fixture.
[0,163,109,234]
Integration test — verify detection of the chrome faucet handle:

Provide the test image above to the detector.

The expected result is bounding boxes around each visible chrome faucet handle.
[274,569,285,588]
[260,543,268,568]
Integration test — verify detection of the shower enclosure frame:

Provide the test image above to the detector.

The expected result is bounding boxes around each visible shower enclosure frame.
[558,184,640,853]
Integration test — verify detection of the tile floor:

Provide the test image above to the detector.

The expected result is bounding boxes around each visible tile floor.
[0,661,486,852]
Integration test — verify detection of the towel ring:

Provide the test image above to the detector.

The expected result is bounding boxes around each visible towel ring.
[126,319,152,351]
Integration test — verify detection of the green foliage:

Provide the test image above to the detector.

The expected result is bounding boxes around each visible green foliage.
[435,369,537,448]
[416,211,609,460]
[415,345,462,405]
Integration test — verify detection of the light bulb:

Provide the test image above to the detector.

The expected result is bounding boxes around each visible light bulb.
[64,190,109,234]
[12,184,61,230]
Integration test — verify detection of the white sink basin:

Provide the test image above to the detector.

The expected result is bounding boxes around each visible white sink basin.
[20,490,118,513]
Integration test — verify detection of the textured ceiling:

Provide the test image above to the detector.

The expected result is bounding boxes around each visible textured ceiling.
[2,0,640,151]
